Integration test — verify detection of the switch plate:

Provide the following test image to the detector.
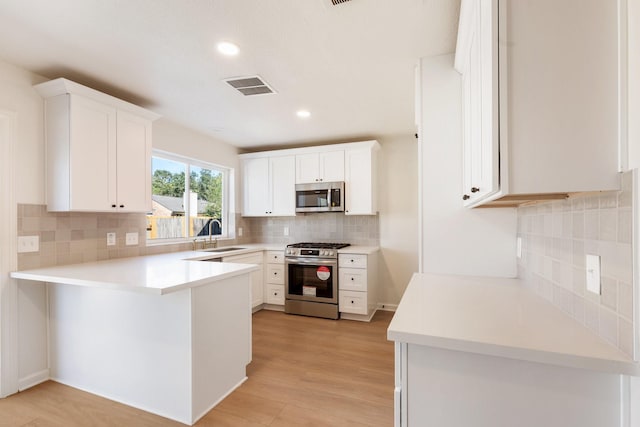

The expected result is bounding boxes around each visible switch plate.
[125,232,139,246]
[238,227,243,237]
[17,235,39,253]
[107,232,116,246]
[284,226,289,236]
[586,254,601,295]
[516,237,522,259]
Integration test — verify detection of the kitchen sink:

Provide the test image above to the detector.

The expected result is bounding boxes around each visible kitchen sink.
[202,247,247,253]
[196,257,223,262]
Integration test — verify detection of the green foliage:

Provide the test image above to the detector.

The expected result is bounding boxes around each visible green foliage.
[152,168,222,219]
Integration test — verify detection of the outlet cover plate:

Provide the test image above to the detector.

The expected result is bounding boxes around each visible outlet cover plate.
[17,235,39,253]
[125,232,139,246]
[516,237,522,259]
[586,254,601,295]
[107,232,116,246]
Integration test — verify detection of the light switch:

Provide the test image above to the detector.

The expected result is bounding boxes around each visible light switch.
[284,226,289,236]
[586,254,601,295]
[516,237,522,259]
[17,235,39,253]
[125,232,139,246]
[107,232,116,246]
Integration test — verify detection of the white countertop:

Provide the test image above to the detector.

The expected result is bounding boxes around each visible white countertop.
[11,251,260,295]
[388,273,637,375]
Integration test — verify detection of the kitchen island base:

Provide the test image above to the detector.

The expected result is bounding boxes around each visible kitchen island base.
[395,343,624,427]
[47,274,251,425]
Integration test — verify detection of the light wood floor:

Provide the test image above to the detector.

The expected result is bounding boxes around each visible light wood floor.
[0,310,395,426]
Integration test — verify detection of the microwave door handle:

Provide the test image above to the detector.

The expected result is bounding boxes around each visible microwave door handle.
[328,188,333,208]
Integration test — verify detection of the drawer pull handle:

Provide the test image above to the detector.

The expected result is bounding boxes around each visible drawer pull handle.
[351,278,354,281]
[351,300,354,304]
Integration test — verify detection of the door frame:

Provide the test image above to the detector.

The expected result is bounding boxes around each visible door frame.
[0,109,18,397]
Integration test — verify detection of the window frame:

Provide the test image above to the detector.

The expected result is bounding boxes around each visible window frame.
[148,149,231,245]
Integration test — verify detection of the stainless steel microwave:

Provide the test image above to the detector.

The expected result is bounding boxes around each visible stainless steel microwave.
[295,182,345,213]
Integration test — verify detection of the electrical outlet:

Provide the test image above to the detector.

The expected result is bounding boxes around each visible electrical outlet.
[17,235,39,253]
[586,254,601,295]
[284,226,289,236]
[125,232,139,246]
[516,237,522,259]
[107,232,116,246]
[238,227,243,237]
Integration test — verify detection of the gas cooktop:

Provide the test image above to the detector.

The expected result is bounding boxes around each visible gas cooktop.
[286,242,351,250]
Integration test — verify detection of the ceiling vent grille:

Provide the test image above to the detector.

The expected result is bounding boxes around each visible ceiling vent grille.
[330,0,352,5]
[224,76,276,96]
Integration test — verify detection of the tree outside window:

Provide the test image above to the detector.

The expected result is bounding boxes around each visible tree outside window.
[147,154,227,241]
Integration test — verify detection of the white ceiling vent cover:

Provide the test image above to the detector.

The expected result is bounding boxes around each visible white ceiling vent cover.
[224,76,276,96]
[330,0,353,5]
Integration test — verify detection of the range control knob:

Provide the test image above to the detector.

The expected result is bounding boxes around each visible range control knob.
[328,251,333,256]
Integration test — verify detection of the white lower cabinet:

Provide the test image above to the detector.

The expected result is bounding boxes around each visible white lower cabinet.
[223,252,264,310]
[264,250,285,308]
[338,251,378,321]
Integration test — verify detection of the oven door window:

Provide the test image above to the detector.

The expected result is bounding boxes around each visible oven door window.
[287,263,336,301]
[297,190,329,209]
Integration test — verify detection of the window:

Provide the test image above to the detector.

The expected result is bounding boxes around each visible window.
[147,151,230,242]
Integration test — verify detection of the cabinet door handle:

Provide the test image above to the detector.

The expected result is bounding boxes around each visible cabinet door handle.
[119,205,125,208]
[351,277,354,281]
[471,187,480,193]
[111,204,117,208]
[462,194,470,201]
[351,300,354,304]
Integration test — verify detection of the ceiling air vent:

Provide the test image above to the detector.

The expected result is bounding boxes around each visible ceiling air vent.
[224,76,276,96]
[330,0,352,5]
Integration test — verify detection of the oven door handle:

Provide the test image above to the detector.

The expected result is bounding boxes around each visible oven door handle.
[285,258,337,267]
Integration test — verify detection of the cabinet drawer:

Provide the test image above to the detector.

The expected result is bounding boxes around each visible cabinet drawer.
[339,254,367,269]
[266,250,284,264]
[339,290,367,315]
[339,268,367,292]
[265,284,285,305]
[266,265,284,285]
[223,252,263,264]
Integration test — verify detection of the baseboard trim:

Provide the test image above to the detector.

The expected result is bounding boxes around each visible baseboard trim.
[377,303,398,312]
[261,304,285,312]
[18,369,49,391]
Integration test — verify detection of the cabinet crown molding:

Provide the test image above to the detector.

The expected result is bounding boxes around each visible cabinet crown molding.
[34,78,161,121]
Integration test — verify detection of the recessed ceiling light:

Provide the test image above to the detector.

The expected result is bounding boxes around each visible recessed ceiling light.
[217,41,239,56]
[296,110,311,118]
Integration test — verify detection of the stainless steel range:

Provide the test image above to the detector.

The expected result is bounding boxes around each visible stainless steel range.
[284,242,350,319]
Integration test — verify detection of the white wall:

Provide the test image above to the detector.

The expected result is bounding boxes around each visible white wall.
[0,59,49,394]
[377,136,419,305]
[0,59,46,204]
[629,0,640,170]
[419,54,516,277]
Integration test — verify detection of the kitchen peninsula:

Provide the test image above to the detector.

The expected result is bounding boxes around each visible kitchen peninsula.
[11,251,259,425]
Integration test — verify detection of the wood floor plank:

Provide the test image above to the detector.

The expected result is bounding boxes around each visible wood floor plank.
[0,310,395,426]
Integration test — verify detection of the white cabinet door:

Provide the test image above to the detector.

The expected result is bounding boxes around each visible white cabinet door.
[460,0,499,206]
[269,155,296,216]
[224,252,264,308]
[295,153,321,184]
[116,110,152,212]
[68,94,117,211]
[243,156,295,216]
[320,150,345,182]
[295,150,344,183]
[243,157,270,216]
[344,148,376,215]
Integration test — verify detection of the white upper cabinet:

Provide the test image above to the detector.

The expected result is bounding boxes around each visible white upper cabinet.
[35,78,159,212]
[456,0,499,206]
[242,155,296,217]
[455,0,622,207]
[295,150,344,184]
[240,140,379,217]
[344,143,379,215]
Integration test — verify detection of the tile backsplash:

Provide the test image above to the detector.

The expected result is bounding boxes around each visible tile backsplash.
[17,206,379,270]
[517,171,634,357]
[238,212,379,246]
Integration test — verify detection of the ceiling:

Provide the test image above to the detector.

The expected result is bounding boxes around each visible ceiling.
[0,0,460,150]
